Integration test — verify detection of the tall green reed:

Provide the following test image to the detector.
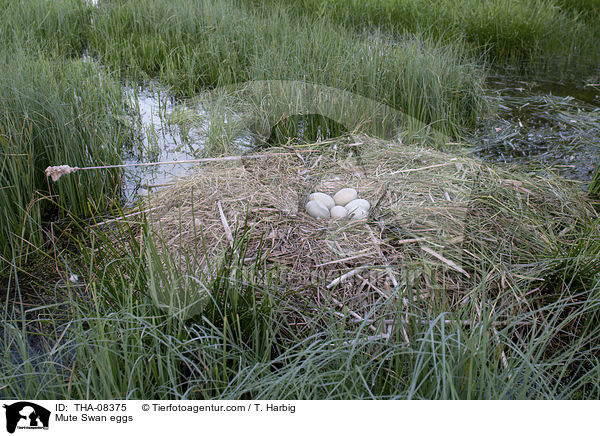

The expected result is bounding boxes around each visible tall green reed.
[2,209,600,399]
[590,166,600,196]
[555,0,600,19]
[0,51,130,264]
[243,0,600,77]
[88,0,487,139]
[0,0,91,58]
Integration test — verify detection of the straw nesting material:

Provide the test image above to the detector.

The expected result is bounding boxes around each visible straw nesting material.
[140,135,596,315]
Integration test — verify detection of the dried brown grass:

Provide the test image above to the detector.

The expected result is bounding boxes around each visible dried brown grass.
[142,135,597,319]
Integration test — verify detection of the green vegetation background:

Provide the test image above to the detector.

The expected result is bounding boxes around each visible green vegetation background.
[1,0,599,400]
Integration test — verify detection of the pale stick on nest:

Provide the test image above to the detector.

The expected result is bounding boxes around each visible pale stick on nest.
[45,165,79,182]
[43,150,327,182]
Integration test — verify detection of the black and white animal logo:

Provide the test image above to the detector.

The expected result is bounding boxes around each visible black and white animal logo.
[3,402,50,434]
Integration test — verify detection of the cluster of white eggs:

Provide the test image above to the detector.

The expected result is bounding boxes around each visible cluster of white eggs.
[305,188,370,220]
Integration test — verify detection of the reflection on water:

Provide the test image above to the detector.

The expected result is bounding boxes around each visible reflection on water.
[122,84,203,203]
[123,76,599,201]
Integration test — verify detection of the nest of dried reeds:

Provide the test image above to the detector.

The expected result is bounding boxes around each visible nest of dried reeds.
[142,135,597,328]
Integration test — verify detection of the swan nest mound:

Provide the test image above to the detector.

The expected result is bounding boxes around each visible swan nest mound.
[141,135,597,316]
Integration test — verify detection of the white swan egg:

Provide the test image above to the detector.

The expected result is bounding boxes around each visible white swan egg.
[348,207,368,220]
[345,198,370,213]
[305,200,330,219]
[330,205,348,219]
[308,192,335,210]
[333,188,358,206]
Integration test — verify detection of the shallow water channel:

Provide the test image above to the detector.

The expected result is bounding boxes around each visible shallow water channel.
[124,76,600,199]
[121,84,201,202]
[471,75,600,185]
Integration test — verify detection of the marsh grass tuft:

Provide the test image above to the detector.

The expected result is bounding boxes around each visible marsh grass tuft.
[244,0,600,78]
[0,51,131,263]
[0,0,91,58]
[89,0,487,140]
[590,166,600,196]
[2,212,600,399]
